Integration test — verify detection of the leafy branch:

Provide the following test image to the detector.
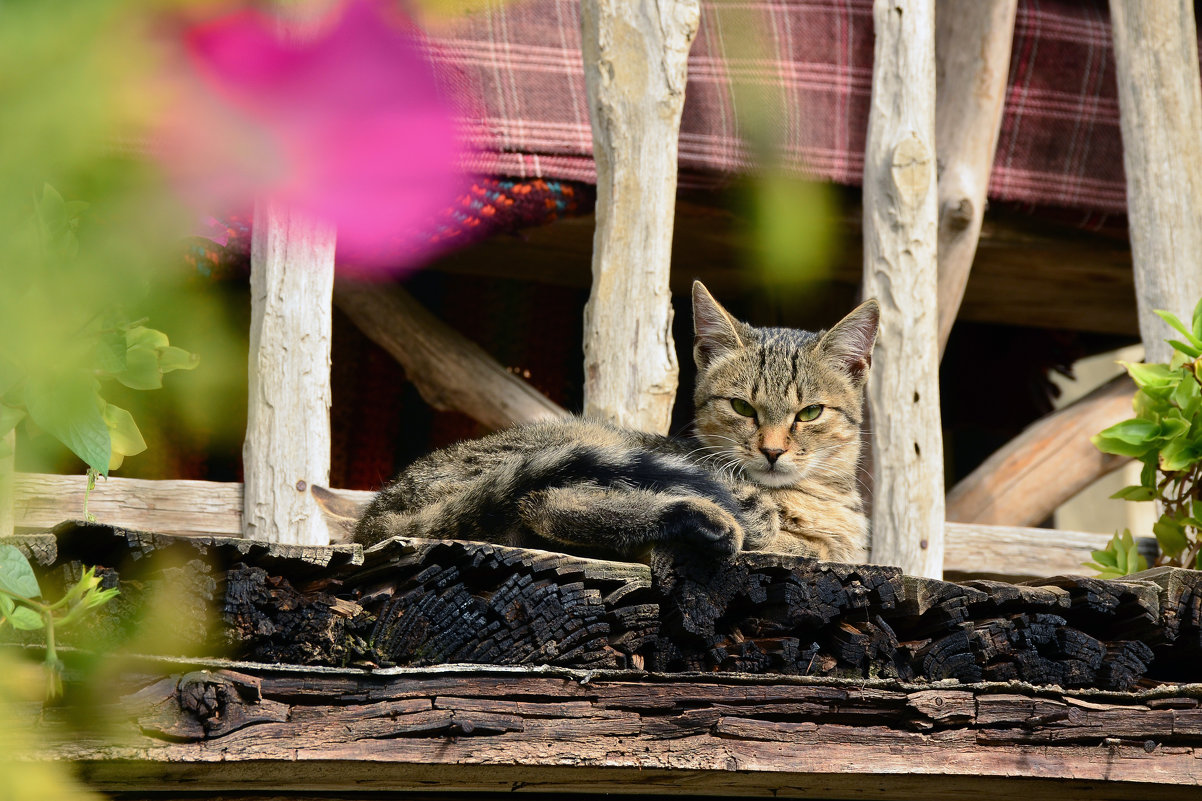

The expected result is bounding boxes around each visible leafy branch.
[1090,297,1202,575]
[0,544,118,699]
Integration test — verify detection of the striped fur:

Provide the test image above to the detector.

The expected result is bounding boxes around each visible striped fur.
[354,282,878,562]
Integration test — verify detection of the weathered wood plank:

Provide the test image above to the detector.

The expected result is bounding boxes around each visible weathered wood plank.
[333,279,567,431]
[944,522,1155,580]
[12,473,372,540]
[934,0,1017,354]
[1109,0,1202,365]
[243,200,335,546]
[946,374,1134,527]
[22,666,1202,799]
[578,0,698,433]
[862,0,944,577]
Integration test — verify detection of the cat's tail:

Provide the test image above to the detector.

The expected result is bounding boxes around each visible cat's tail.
[354,443,742,547]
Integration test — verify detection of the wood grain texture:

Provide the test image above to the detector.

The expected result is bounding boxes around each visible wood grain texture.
[1109,0,1202,364]
[25,665,1202,799]
[934,0,1017,354]
[862,0,944,577]
[944,522,1155,579]
[333,279,567,431]
[946,374,1134,527]
[11,474,372,540]
[579,0,698,433]
[243,201,335,546]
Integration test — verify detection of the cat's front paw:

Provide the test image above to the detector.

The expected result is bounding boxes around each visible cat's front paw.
[660,498,744,555]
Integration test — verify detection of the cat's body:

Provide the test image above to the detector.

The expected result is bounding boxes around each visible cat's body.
[354,282,878,563]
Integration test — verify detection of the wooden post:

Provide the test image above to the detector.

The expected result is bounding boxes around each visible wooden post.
[333,280,568,430]
[579,0,699,434]
[242,201,335,546]
[865,0,947,574]
[946,375,1134,528]
[0,432,13,538]
[1109,0,1202,365]
[934,0,1017,355]
[862,0,944,577]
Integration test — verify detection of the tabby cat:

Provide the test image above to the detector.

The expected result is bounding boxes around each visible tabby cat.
[354,282,878,563]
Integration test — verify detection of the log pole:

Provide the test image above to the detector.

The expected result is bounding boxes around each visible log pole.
[579,0,699,433]
[242,201,335,546]
[1109,0,1202,365]
[862,0,944,577]
[934,0,1017,355]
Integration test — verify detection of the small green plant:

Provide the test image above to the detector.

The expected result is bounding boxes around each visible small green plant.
[0,544,118,699]
[0,185,198,495]
[1090,297,1202,574]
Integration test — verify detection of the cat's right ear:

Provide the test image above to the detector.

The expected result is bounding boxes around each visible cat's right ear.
[692,281,743,369]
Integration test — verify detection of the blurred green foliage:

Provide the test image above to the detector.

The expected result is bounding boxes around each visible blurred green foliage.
[0,0,245,480]
[1090,297,1202,574]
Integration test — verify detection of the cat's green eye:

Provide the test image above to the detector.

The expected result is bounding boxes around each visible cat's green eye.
[730,398,756,417]
[796,404,824,422]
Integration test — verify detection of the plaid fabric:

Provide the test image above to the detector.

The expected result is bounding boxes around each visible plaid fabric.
[433,0,1138,215]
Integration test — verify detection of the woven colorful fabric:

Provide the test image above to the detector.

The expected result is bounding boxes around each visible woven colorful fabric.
[183,176,594,277]
[432,0,1141,219]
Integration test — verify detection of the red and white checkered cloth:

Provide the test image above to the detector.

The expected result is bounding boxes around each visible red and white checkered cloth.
[433,0,1131,215]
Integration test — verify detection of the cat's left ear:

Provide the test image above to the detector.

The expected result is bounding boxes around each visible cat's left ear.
[819,299,879,383]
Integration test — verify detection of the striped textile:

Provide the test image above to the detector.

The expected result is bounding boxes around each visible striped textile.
[433,0,1132,215]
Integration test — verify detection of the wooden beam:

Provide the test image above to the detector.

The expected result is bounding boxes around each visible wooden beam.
[934,0,1017,354]
[862,0,944,578]
[243,201,335,546]
[578,0,698,433]
[11,473,373,541]
[333,280,568,431]
[943,522,1154,579]
[27,665,1202,798]
[946,374,1134,527]
[1109,0,1202,365]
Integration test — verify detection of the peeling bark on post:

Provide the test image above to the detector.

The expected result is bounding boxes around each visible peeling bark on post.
[579,0,699,433]
[1109,0,1202,365]
[934,0,1017,355]
[242,201,335,546]
[862,0,943,578]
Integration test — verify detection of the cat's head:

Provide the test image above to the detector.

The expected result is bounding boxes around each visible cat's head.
[690,281,879,488]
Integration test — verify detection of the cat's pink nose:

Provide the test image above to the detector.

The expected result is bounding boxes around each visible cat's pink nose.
[760,447,785,464]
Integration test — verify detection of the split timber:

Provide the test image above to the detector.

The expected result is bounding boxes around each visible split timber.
[7,521,1202,798]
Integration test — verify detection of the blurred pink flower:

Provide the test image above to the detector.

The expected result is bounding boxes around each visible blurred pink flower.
[175,0,469,269]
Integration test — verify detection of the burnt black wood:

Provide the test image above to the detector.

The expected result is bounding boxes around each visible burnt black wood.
[3,521,1198,690]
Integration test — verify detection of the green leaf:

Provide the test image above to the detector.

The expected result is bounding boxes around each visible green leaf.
[22,372,111,475]
[113,345,162,390]
[1141,459,1159,489]
[157,345,199,374]
[3,604,45,631]
[1160,436,1199,472]
[1193,296,1202,341]
[1127,542,1148,575]
[1171,373,1202,416]
[102,402,146,471]
[1156,309,1202,350]
[1168,340,1202,359]
[0,402,25,439]
[1110,485,1156,501]
[1123,362,1178,392]
[124,326,169,351]
[1154,516,1190,560]
[1097,418,1159,445]
[1115,537,1128,574]
[0,544,42,599]
[1089,549,1118,568]
[94,330,127,374]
